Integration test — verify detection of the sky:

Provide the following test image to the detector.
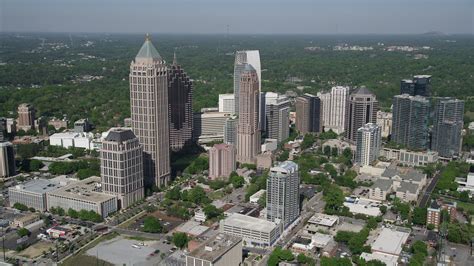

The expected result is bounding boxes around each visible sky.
[1,0,473,34]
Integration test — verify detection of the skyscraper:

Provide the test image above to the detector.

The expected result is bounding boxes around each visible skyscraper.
[0,142,15,178]
[265,92,290,143]
[209,143,236,180]
[432,98,464,157]
[0,117,6,142]
[237,64,261,164]
[391,94,430,150]
[318,86,350,134]
[400,75,432,97]
[233,51,261,115]
[224,115,238,145]
[129,35,170,187]
[17,103,35,131]
[376,111,392,138]
[345,87,379,142]
[355,123,382,166]
[266,161,300,228]
[295,94,322,134]
[168,52,193,152]
[101,128,144,209]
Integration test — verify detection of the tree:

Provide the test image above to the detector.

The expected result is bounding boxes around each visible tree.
[172,232,189,249]
[203,204,223,220]
[301,134,316,150]
[257,192,266,208]
[379,205,387,215]
[29,159,43,171]
[297,253,315,265]
[165,186,182,201]
[186,186,211,205]
[229,174,245,188]
[142,216,163,233]
[17,228,30,237]
[13,202,28,211]
[67,208,79,219]
[320,257,352,266]
[412,207,427,225]
[427,223,435,230]
[460,191,470,202]
[277,150,289,161]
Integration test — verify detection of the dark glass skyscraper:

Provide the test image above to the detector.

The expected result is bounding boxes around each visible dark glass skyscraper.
[168,53,194,151]
[295,94,322,134]
[392,94,430,150]
[432,97,464,157]
[400,75,431,97]
[344,87,379,142]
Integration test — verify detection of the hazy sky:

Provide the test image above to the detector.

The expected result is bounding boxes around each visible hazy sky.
[1,0,473,34]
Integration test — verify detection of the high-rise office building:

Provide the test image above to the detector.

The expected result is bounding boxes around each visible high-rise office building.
[237,64,261,164]
[345,87,379,142]
[17,103,35,131]
[400,75,432,97]
[318,86,350,134]
[0,118,6,142]
[265,92,290,143]
[101,128,144,209]
[355,123,382,166]
[234,51,261,115]
[129,35,170,187]
[218,94,235,113]
[209,143,236,180]
[0,142,15,178]
[391,94,430,150]
[224,115,238,145]
[295,94,322,134]
[266,161,300,228]
[432,97,464,158]
[168,53,193,152]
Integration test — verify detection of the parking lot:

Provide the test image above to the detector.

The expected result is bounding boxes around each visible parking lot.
[127,211,183,233]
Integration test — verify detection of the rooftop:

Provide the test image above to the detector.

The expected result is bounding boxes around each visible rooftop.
[371,227,410,256]
[360,252,399,266]
[352,86,374,95]
[47,176,116,203]
[371,179,393,191]
[222,213,277,233]
[307,213,339,227]
[187,233,241,263]
[396,181,419,194]
[270,161,298,174]
[104,128,137,142]
[175,220,209,237]
[135,35,162,61]
[10,179,64,194]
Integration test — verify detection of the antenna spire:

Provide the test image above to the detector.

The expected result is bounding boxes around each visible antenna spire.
[145,33,151,41]
[173,49,177,65]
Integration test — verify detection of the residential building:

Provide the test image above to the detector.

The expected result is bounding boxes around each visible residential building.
[47,176,117,218]
[395,181,420,202]
[237,64,261,164]
[380,148,438,167]
[17,103,35,131]
[295,94,322,134]
[266,161,300,228]
[345,87,379,142]
[391,94,430,150]
[400,75,432,97]
[432,97,464,158]
[209,143,236,180]
[223,115,238,145]
[100,128,144,209]
[233,50,261,115]
[185,234,242,266]
[74,118,93,133]
[9,179,65,211]
[368,179,393,201]
[265,92,290,143]
[220,213,280,247]
[355,123,381,166]
[0,142,15,178]
[218,94,235,113]
[427,200,457,231]
[168,53,194,151]
[0,117,7,142]
[376,111,392,138]
[380,168,427,187]
[318,86,350,134]
[129,35,170,187]
[194,111,232,143]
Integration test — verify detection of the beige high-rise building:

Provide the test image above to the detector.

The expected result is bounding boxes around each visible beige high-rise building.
[17,103,35,131]
[101,128,144,209]
[209,143,236,180]
[129,35,170,187]
[345,87,379,143]
[295,94,322,134]
[237,64,261,164]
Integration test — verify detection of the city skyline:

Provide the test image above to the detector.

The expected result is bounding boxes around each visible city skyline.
[2,0,473,35]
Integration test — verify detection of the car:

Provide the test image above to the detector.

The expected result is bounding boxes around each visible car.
[132,244,141,249]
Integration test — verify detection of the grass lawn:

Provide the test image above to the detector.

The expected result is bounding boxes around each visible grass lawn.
[209,190,225,200]
[18,241,54,259]
[60,232,118,266]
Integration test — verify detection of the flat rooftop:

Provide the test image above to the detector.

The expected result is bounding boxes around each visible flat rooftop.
[223,213,277,233]
[308,213,339,227]
[47,176,116,203]
[371,227,410,256]
[187,233,241,263]
[10,179,63,194]
[175,220,209,237]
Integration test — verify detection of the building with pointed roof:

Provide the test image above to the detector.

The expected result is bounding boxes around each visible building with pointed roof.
[168,52,194,152]
[129,35,170,187]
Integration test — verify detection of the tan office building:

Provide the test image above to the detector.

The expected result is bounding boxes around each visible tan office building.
[17,103,35,131]
[209,143,236,180]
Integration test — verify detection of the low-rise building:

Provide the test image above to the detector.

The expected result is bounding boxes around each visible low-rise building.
[343,197,382,217]
[46,176,117,218]
[256,152,272,170]
[456,172,474,195]
[175,220,209,237]
[12,213,40,228]
[427,200,457,231]
[185,233,242,266]
[395,181,420,202]
[49,131,97,150]
[48,118,69,130]
[360,252,399,266]
[249,190,266,204]
[322,139,356,158]
[371,227,410,256]
[261,139,278,152]
[307,213,339,228]
[9,178,66,211]
[194,209,206,222]
[220,213,281,248]
[380,148,438,167]
[368,179,393,201]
